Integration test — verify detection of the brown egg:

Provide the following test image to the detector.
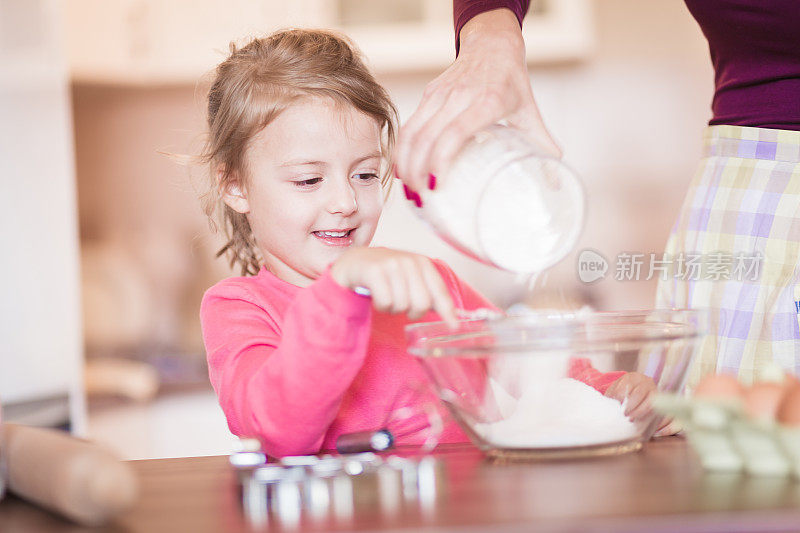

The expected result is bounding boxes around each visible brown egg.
[743,382,789,421]
[693,373,745,399]
[777,383,800,426]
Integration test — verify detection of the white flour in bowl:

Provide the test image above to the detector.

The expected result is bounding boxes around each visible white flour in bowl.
[474,377,638,448]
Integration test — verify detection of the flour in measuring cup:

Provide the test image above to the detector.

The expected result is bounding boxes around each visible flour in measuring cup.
[421,127,582,274]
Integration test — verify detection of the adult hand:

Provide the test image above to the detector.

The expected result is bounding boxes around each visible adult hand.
[330,247,458,326]
[394,8,561,194]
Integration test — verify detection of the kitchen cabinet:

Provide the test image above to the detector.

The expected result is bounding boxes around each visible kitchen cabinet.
[64,0,594,85]
[0,0,85,430]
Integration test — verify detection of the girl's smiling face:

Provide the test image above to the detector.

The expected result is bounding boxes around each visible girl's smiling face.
[223,98,385,287]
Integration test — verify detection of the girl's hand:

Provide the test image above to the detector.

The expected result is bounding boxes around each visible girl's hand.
[330,247,458,325]
[602,372,659,422]
[653,417,682,437]
[604,372,680,436]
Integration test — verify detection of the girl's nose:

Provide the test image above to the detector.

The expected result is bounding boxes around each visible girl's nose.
[327,179,358,215]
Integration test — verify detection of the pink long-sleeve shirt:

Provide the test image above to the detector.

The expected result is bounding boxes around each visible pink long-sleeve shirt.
[200,258,493,458]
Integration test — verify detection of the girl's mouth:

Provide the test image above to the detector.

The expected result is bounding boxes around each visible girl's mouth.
[312,228,354,247]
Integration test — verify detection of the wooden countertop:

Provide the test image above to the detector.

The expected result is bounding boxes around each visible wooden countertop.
[2,437,800,532]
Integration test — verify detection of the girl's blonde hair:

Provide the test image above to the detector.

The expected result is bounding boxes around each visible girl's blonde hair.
[201,29,398,276]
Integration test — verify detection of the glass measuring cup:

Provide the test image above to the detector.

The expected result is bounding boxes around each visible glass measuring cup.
[412,124,585,274]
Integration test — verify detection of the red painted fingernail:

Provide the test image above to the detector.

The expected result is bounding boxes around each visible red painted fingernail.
[428,173,437,190]
[414,194,423,208]
[402,184,413,200]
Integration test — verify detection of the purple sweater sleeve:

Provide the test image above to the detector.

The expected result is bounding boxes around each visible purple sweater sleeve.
[453,0,530,55]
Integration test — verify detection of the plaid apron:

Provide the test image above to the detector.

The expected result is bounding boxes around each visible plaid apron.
[656,125,800,388]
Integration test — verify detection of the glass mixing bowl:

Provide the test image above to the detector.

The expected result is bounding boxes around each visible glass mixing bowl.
[405,309,706,460]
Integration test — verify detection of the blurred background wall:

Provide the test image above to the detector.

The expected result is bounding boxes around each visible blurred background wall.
[2,0,713,458]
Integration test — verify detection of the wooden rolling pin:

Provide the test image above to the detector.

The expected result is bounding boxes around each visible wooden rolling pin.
[2,423,138,526]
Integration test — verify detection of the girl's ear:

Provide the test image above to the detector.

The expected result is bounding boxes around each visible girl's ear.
[219,167,250,214]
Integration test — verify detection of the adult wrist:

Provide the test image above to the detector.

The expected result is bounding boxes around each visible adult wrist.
[459,8,525,60]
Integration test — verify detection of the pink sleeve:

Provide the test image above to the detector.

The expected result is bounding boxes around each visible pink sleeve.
[200,269,371,458]
[430,259,499,312]
[428,259,497,394]
[567,358,626,395]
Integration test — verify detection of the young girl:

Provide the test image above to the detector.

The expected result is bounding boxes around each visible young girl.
[198,29,495,457]
[199,29,661,458]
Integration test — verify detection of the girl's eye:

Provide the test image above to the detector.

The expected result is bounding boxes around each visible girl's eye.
[294,177,322,187]
[354,173,379,182]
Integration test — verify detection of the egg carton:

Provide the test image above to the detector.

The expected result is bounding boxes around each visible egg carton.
[653,394,800,478]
